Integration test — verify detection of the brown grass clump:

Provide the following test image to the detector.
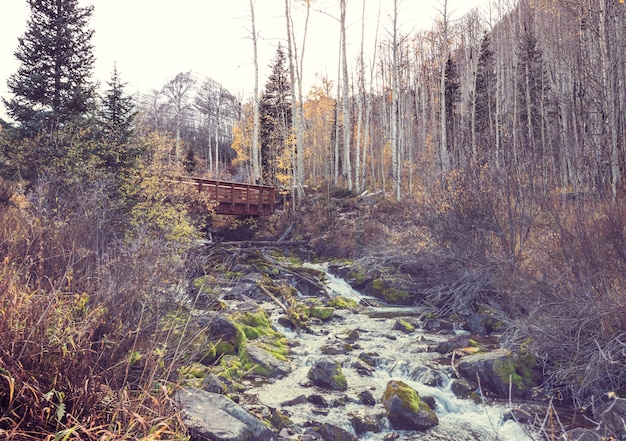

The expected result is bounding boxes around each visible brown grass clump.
[0,172,193,440]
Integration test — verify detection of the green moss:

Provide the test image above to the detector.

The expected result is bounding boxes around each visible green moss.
[348,267,367,286]
[371,279,409,303]
[328,296,357,309]
[494,353,538,391]
[269,408,293,430]
[179,362,210,380]
[214,341,236,356]
[224,271,244,280]
[383,380,421,413]
[197,342,216,364]
[192,275,218,294]
[308,306,335,320]
[331,372,348,390]
[395,319,415,333]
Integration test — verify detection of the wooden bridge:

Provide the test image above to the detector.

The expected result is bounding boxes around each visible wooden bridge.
[169,176,276,216]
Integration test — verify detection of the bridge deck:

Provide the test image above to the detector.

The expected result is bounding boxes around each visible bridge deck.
[171,177,275,216]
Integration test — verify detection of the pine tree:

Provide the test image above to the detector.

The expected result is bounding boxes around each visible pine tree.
[444,55,461,164]
[259,44,292,185]
[95,65,141,173]
[3,0,95,137]
[475,32,496,138]
[100,65,136,146]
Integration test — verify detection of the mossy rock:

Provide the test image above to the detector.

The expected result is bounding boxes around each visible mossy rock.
[370,279,409,303]
[308,357,348,391]
[382,380,438,431]
[457,350,540,398]
[328,295,358,309]
[393,319,415,334]
[214,341,236,356]
[308,306,335,320]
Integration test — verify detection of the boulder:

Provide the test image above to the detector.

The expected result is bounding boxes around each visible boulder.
[434,335,470,354]
[315,422,357,441]
[410,366,444,387]
[349,411,384,434]
[457,349,540,398]
[358,389,376,406]
[307,357,348,391]
[176,387,276,441]
[450,378,478,400]
[243,343,292,377]
[393,319,415,333]
[381,380,438,431]
[201,373,227,394]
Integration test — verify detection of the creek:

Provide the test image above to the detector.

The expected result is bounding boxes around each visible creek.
[242,263,535,440]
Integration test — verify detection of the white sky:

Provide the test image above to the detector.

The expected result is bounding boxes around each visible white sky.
[0,0,490,117]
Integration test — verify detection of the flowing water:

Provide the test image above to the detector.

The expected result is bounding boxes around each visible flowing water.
[244,264,535,440]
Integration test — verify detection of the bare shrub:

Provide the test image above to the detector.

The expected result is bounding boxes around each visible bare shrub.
[502,196,626,406]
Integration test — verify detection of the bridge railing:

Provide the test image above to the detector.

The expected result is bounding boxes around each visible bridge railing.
[168,176,276,216]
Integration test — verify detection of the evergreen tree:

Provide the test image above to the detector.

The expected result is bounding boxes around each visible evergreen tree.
[475,32,496,137]
[444,55,461,163]
[95,65,141,173]
[3,0,96,137]
[517,23,545,147]
[100,65,137,145]
[259,44,292,185]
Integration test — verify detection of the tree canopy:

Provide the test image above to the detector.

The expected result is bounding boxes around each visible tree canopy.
[3,0,96,138]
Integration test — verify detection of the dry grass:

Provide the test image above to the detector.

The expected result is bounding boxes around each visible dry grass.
[0,175,193,440]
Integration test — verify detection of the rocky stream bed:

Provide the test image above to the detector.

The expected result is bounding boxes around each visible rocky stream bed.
[174,246,625,441]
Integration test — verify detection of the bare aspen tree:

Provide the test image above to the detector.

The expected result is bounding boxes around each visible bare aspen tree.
[284,0,311,201]
[390,0,402,199]
[437,0,451,172]
[340,0,352,190]
[249,0,261,183]
[162,71,195,163]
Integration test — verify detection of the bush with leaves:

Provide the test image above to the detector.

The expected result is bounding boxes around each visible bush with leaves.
[0,130,211,439]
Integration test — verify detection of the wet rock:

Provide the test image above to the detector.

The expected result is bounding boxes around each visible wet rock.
[381,380,439,431]
[392,319,415,333]
[434,335,470,354]
[281,394,307,407]
[349,411,384,434]
[462,312,505,336]
[196,313,240,348]
[278,316,297,330]
[358,389,376,406]
[421,318,455,332]
[224,282,259,301]
[450,378,477,400]
[332,395,348,406]
[410,366,444,387]
[201,373,227,394]
[559,428,603,441]
[307,394,329,407]
[354,359,375,376]
[421,395,437,410]
[358,352,378,366]
[176,387,277,441]
[243,344,292,377]
[594,396,626,439]
[320,343,350,355]
[307,357,348,391]
[457,349,540,398]
[277,427,292,441]
[502,403,548,425]
[344,329,360,342]
[315,422,358,441]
